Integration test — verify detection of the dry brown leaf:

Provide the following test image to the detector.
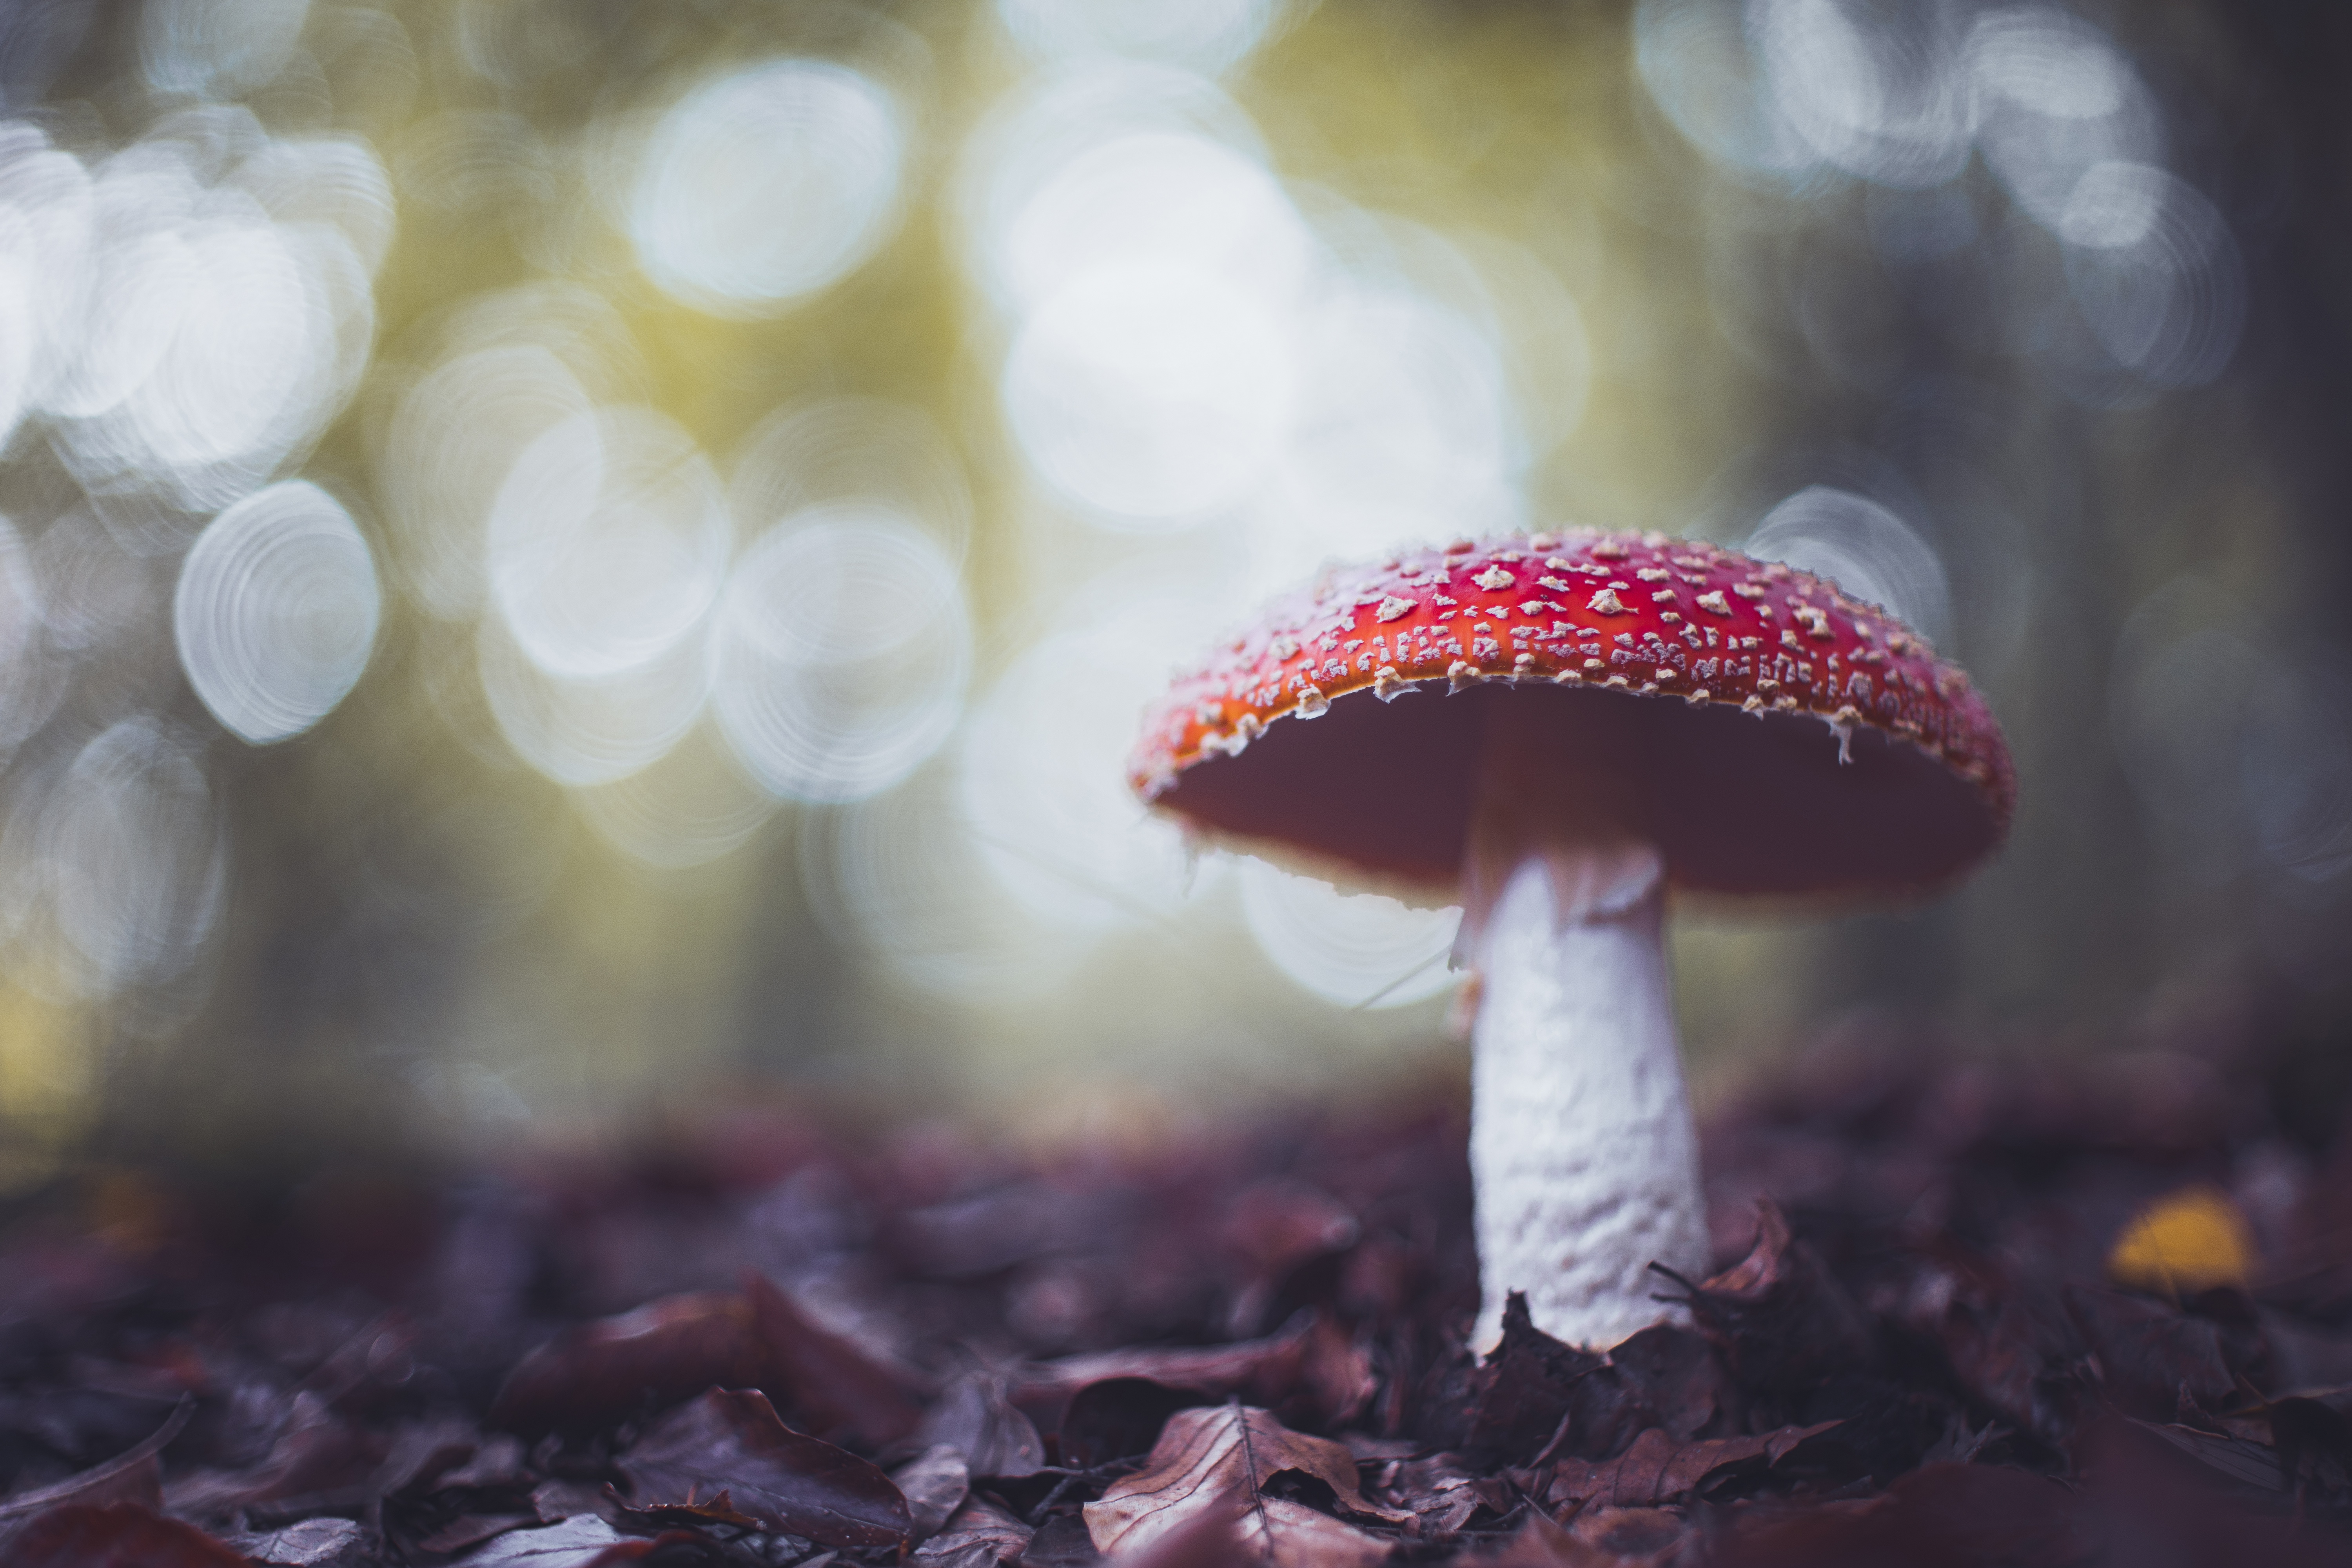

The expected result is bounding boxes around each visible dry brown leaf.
[488,1293,764,1435]
[913,1371,1045,1477]
[1022,1314,1317,1426]
[912,1494,1033,1563]
[1483,1505,1690,1568]
[1547,1419,1840,1510]
[742,1270,929,1447]
[890,1442,971,1539]
[1247,1497,1389,1567]
[1083,1401,1405,1559]
[0,1400,185,1523]
[225,1517,370,1566]
[617,1387,910,1549]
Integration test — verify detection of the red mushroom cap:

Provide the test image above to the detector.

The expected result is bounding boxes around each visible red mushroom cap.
[1129,529,2013,902]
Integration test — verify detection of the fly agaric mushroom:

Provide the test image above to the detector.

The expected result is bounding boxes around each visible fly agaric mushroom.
[1129,529,2011,1350]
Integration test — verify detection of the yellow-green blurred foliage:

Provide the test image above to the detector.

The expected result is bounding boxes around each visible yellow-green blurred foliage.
[0,0,2343,1182]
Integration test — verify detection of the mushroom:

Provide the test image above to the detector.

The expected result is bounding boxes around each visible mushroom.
[1129,529,2012,1350]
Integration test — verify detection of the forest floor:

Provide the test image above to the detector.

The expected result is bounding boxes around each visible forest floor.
[2,1016,2350,1566]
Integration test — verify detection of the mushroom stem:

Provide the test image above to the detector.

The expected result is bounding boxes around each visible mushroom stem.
[1464,839,1710,1352]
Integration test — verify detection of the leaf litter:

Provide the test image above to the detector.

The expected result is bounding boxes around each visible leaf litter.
[2,1029,2352,1563]
[1083,1402,1406,1558]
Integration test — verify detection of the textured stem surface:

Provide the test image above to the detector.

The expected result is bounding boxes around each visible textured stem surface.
[1467,845,1709,1352]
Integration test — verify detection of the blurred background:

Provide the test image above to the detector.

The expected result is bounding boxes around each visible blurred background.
[0,0,2347,1192]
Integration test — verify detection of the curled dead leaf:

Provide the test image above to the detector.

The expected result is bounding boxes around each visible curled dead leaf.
[915,1370,1045,1477]
[912,1494,1033,1563]
[0,1399,186,1523]
[488,1294,763,1435]
[742,1270,929,1446]
[1083,1402,1406,1559]
[1544,1419,1841,1510]
[617,1388,910,1549]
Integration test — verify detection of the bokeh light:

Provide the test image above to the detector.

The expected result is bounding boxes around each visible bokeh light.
[570,722,777,871]
[0,0,2337,1167]
[1237,857,1461,1010]
[173,479,379,744]
[47,116,381,515]
[1741,485,1953,653]
[713,508,970,804]
[477,613,709,788]
[729,397,973,566]
[485,405,729,681]
[960,617,1207,935]
[995,0,1284,77]
[1968,6,2160,229]
[1004,261,1299,524]
[1,718,224,1004]
[804,756,1080,1006]
[2058,162,2243,389]
[141,0,313,100]
[630,59,905,316]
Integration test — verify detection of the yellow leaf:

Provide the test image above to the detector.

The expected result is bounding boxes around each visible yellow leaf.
[2107,1187,2254,1296]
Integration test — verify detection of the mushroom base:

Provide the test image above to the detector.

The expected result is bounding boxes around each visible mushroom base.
[1467,846,1710,1352]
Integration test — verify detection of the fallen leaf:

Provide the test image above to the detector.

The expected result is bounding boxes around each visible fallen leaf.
[2122,1418,2285,1491]
[1017,1511,1102,1564]
[618,1387,910,1548]
[2264,1383,2352,1490]
[1220,1178,1360,1335]
[915,1543,1012,1568]
[1242,1497,1388,1567]
[1602,1324,1724,1445]
[1562,1506,1688,1562]
[744,1270,928,1446]
[1299,1314,1377,1429]
[602,1483,762,1534]
[1546,1419,1841,1509]
[1897,1247,2080,1443]
[419,1511,550,1555]
[1083,1402,1406,1558]
[1482,1508,1621,1567]
[913,1494,1033,1563]
[488,1293,765,1435]
[892,1442,972,1538]
[224,1516,370,1566]
[2109,1187,2254,1296]
[917,1370,1046,1476]
[1713,1463,2090,1567]
[1021,1313,1317,1432]
[1102,1493,1241,1568]
[0,1399,186,1521]
[1673,1201,1875,1397]
[1466,1296,1724,1466]
[1394,1454,1492,1534]
[303,1312,422,1414]
[381,1428,552,1558]
[1464,1293,1608,1464]
[5,1503,249,1567]
[1059,1378,1213,1468]
[162,1393,390,1517]
[450,1515,635,1565]
[2063,1286,2236,1420]
[1222,1179,1360,1282]
[2074,1416,2352,1568]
